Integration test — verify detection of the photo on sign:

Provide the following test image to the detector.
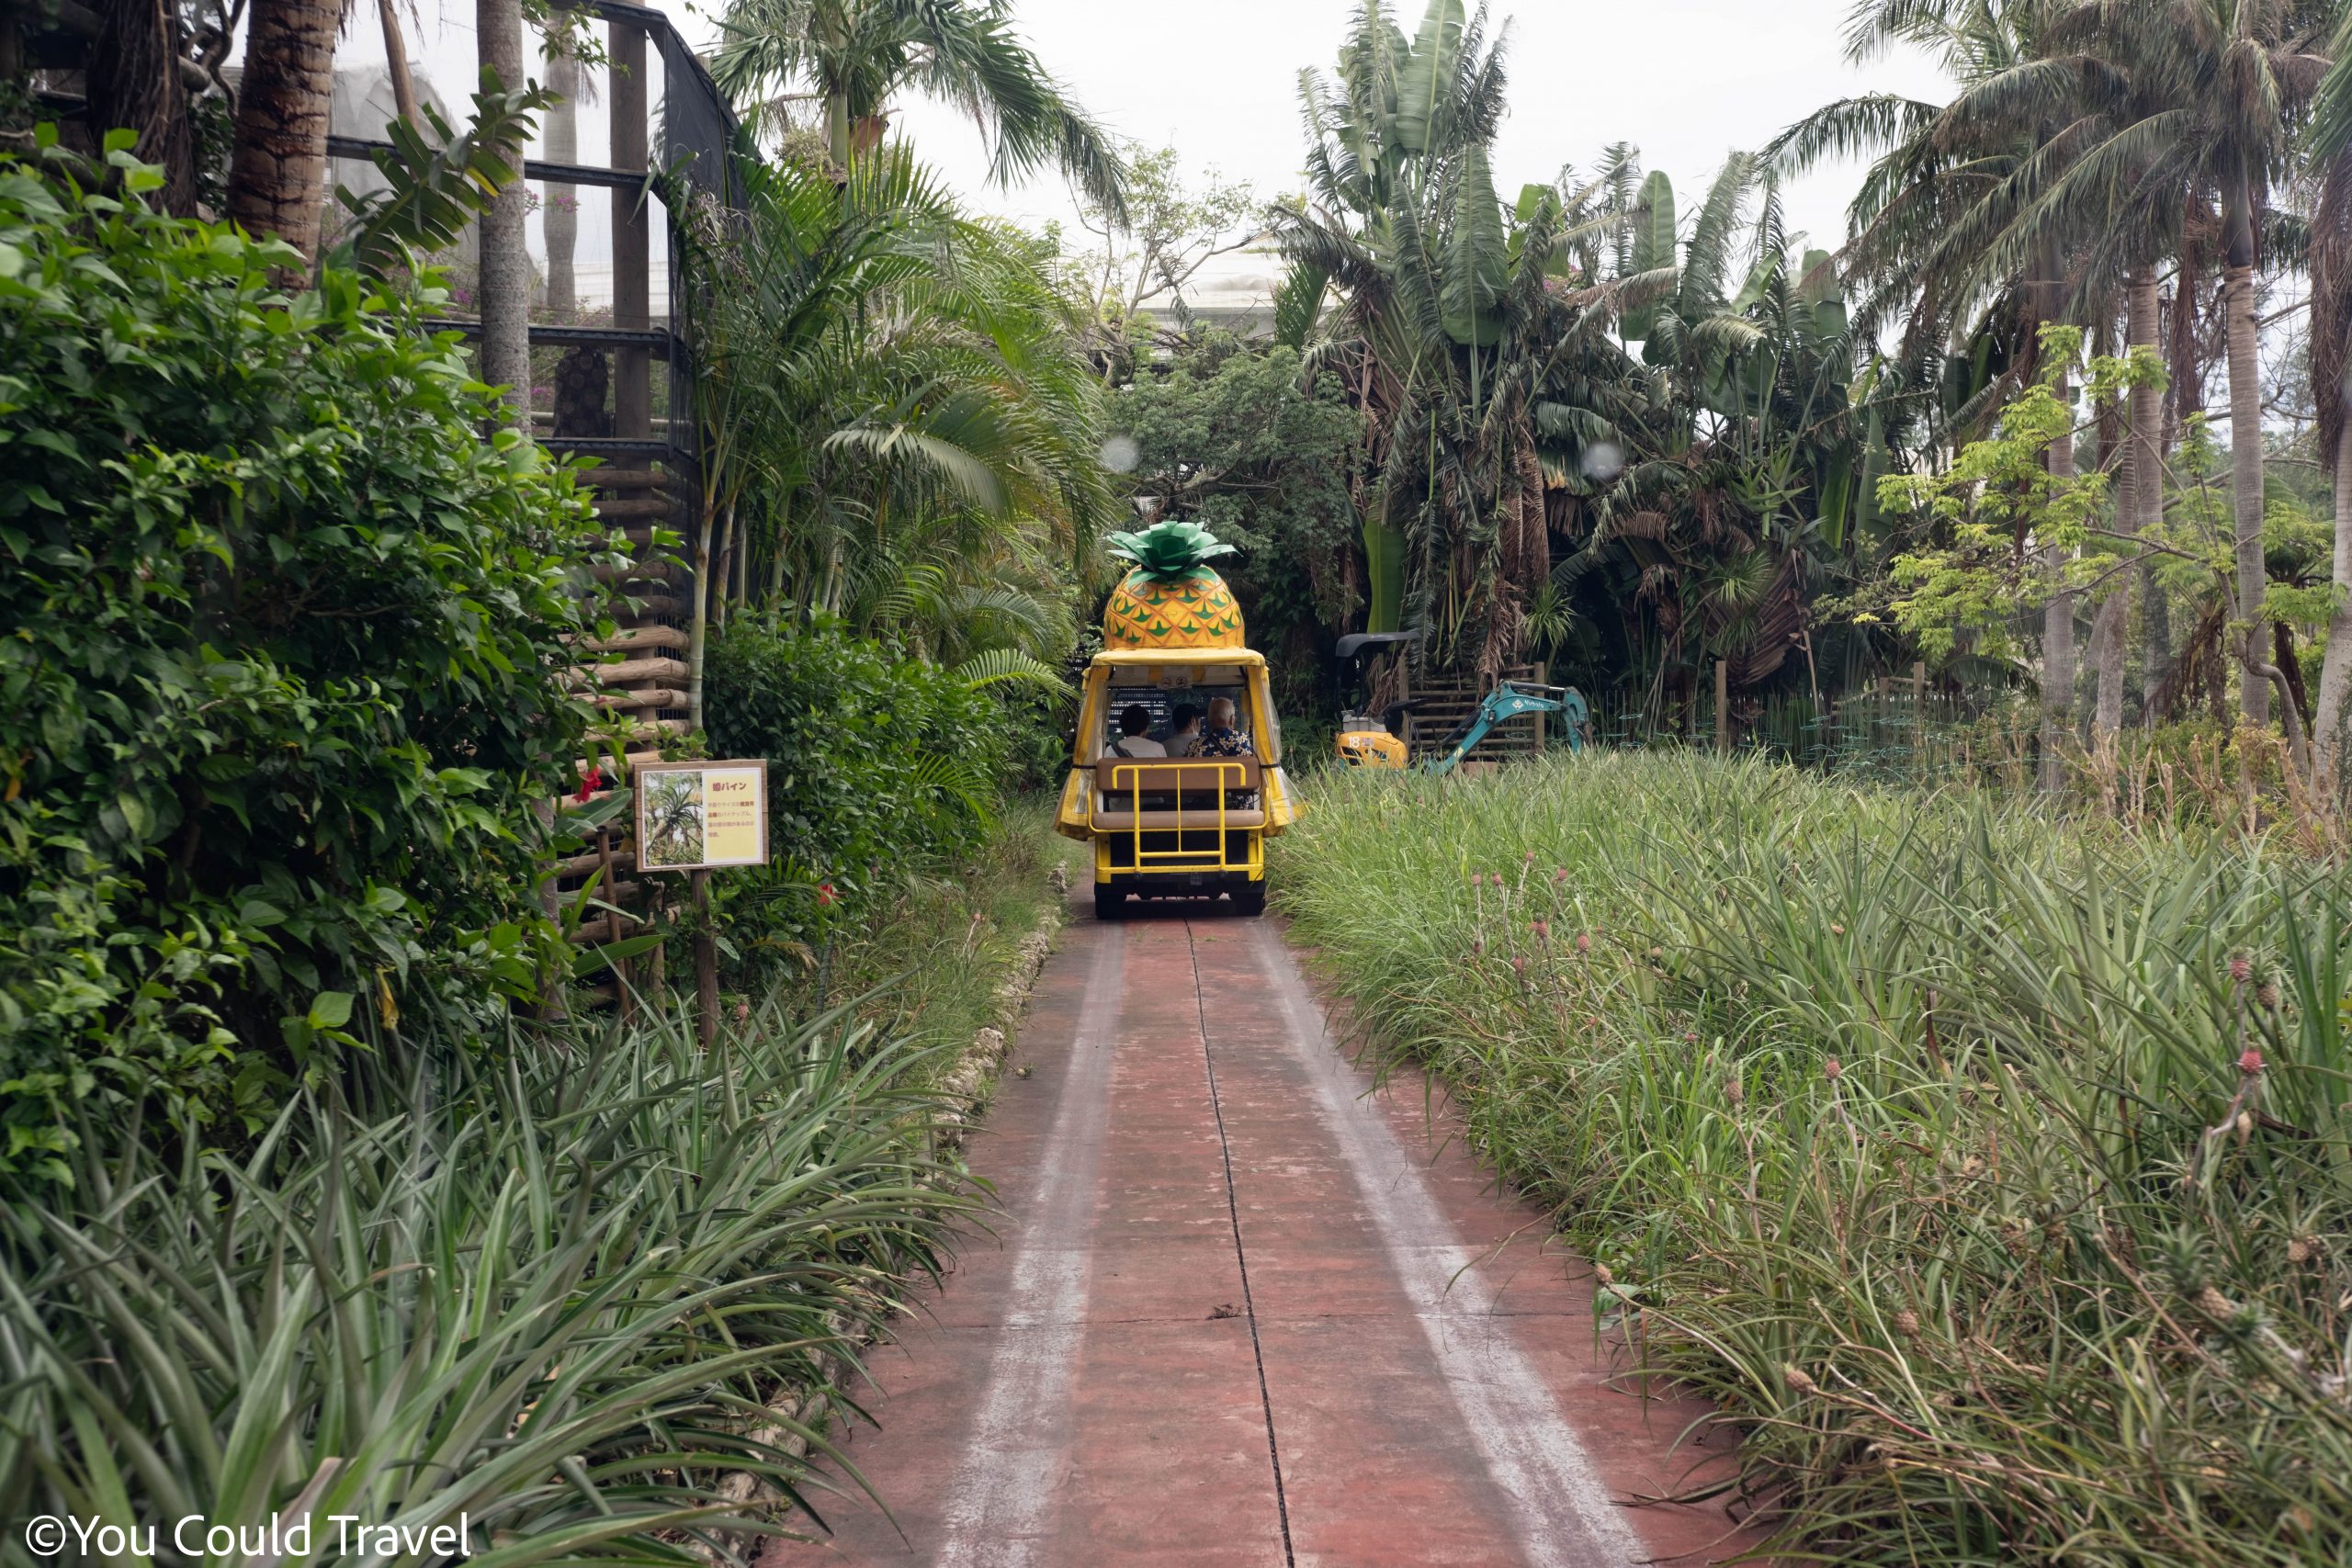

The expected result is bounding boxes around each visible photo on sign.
[640,771,707,867]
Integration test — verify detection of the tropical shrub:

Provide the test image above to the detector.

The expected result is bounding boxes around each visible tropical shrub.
[0,989,974,1562]
[1278,754,2352,1564]
[0,141,616,1175]
[702,616,1010,970]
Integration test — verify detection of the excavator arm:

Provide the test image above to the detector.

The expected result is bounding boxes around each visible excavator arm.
[1419,682,1591,776]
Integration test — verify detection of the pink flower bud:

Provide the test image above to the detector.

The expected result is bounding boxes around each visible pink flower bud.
[1511,955,1528,976]
[1825,1056,1843,1080]
[1553,866,1569,884]
[2228,954,2254,985]
[2238,1047,2265,1076]
[1471,938,1484,957]
[1576,931,1592,953]
[1531,919,1550,940]
[1491,872,1506,888]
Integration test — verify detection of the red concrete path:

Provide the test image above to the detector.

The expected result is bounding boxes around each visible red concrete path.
[769,901,1759,1567]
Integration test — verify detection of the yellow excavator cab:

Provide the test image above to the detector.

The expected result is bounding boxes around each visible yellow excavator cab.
[1057,648,1302,919]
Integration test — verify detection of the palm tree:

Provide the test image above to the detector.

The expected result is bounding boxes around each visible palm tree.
[1773,0,2099,785]
[2173,0,2328,726]
[673,141,1112,716]
[226,0,340,255]
[2299,5,2352,773]
[708,0,1129,221]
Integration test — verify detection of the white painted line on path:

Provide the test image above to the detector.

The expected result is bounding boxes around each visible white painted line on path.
[1249,924,1646,1568]
[933,925,1125,1568]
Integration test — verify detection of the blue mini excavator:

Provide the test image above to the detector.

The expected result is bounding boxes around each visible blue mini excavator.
[1332,632,1592,776]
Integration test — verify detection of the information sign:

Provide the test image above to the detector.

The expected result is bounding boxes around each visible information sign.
[633,760,769,871]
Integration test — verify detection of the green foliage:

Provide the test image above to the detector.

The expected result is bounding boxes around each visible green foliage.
[1101,518,1237,581]
[678,146,1107,652]
[331,68,557,276]
[702,617,1011,974]
[1109,339,1364,646]
[0,990,977,1560]
[0,145,616,1176]
[1879,327,2118,660]
[1281,753,2352,1564]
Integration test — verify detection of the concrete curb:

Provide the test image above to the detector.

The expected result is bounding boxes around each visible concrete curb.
[698,872,1068,1562]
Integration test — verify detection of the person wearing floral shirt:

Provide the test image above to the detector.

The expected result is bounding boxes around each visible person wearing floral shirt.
[1197,696,1250,756]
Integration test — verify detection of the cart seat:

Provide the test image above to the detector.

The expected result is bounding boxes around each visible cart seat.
[1092,756,1261,827]
[1096,756,1260,789]
[1093,807,1269,829]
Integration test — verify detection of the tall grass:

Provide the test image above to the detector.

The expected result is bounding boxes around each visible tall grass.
[1275,753,2352,1564]
[0,991,978,1567]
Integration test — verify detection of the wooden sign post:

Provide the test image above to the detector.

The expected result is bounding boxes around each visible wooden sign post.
[635,760,769,1047]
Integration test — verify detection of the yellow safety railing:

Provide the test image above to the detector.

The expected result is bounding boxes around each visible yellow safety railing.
[1104,760,1250,872]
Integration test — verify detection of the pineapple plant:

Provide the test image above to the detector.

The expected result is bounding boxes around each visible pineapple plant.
[1101,520,1246,649]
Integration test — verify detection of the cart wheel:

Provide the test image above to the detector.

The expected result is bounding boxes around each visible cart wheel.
[1228,881,1266,918]
[1093,884,1127,921]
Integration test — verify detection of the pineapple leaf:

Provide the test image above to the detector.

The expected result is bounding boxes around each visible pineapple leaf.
[1103,520,1238,581]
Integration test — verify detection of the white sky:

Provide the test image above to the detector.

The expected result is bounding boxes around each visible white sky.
[334,0,1951,295]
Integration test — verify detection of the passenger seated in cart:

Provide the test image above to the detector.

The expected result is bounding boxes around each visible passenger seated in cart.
[1196,697,1258,807]
[1166,704,1204,757]
[1108,704,1165,758]
[1197,697,1250,757]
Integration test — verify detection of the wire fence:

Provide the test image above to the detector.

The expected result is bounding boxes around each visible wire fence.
[1573,682,2045,791]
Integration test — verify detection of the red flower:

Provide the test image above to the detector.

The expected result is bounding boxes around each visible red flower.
[573,766,603,803]
[1576,931,1592,953]
[1531,919,1550,940]
[1825,1056,1843,1080]
[817,882,837,908]
[2238,1046,2265,1076]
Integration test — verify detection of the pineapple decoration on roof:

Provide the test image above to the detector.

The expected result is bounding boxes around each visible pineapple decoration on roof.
[1102,505,1245,649]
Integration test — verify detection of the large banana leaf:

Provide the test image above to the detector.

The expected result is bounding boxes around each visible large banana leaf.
[1273,260,1330,351]
[1621,169,1677,342]
[1442,140,1509,347]
[1394,0,1464,156]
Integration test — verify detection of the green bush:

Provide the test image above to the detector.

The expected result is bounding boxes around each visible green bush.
[0,991,975,1563]
[0,141,616,1175]
[702,616,1008,971]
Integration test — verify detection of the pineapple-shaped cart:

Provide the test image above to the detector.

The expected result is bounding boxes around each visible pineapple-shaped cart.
[1056,520,1304,919]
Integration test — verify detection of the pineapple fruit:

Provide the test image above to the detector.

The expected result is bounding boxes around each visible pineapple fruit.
[1101,520,1246,649]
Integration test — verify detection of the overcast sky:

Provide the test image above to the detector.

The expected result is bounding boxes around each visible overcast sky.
[341,0,1951,282]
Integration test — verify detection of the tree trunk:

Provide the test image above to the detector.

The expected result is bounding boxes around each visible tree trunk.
[2222,176,2268,724]
[88,0,198,213]
[2092,339,2128,739]
[225,0,337,257]
[2132,273,2167,726]
[477,0,531,425]
[544,39,579,318]
[377,0,419,127]
[2041,367,2077,793]
[2276,620,2312,738]
[2316,420,2352,782]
